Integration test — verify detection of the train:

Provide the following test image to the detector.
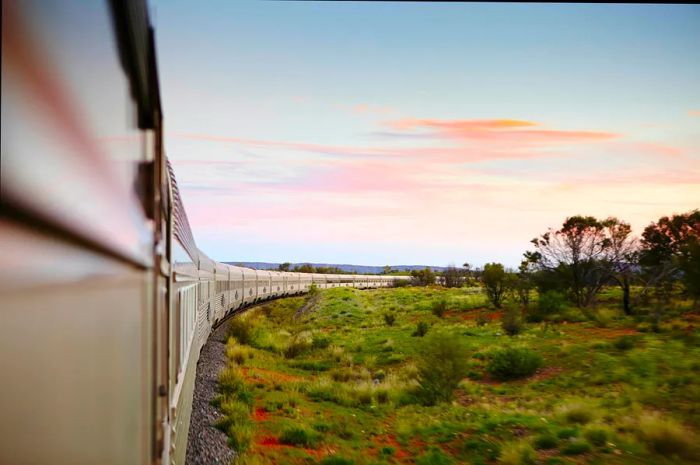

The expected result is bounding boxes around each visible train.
[0,1,408,465]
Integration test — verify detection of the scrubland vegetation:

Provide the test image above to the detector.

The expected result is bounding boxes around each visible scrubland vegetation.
[214,210,699,464]
[215,285,699,465]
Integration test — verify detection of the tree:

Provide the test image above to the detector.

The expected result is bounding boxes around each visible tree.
[603,219,638,315]
[482,263,509,308]
[442,265,464,288]
[411,267,436,286]
[416,332,469,405]
[382,265,392,275]
[640,210,700,309]
[293,263,314,273]
[528,216,625,308]
[278,262,291,272]
[512,259,536,309]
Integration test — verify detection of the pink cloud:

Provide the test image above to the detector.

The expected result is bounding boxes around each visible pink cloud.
[385,118,618,144]
[689,110,700,117]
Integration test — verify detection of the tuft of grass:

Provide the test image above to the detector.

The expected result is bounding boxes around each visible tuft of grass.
[320,457,355,465]
[560,402,595,425]
[432,298,448,317]
[279,427,318,447]
[583,425,610,447]
[532,433,558,450]
[416,332,469,405]
[560,439,592,455]
[383,312,397,326]
[636,413,698,458]
[228,315,258,345]
[501,306,523,336]
[413,321,430,337]
[487,347,542,381]
[416,448,454,465]
[498,442,536,465]
[612,335,637,351]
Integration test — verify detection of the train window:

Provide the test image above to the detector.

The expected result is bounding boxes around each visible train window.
[249,289,253,296]
[207,303,211,322]
[235,290,239,299]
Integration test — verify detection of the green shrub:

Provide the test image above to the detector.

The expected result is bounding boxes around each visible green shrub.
[215,399,253,452]
[279,427,317,447]
[312,335,331,349]
[227,344,250,365]
[636,413,698,458]
[583,426,609,447]
[284,335,311,359]
[218,366,247,398]
[529,291,566,323]
[501,306,522,336]
[413,321,430,337]
[383,312,397,326]
[561,403,595,424]
[416,332,469,405]
[476,310,490,327]
[560,439,591,455]
[498,442,536,465]
[612,335,636,351]
[532,433,558,450]
[228,316,257,345]
[416,448,453,465]
[487,347,542,381]
[320,457,354,465]
[432,299,448,317]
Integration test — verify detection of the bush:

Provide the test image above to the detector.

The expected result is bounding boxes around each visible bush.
[320,457,355,465]
[498,442,536,465]
[383,312,396,326]
[413,321,430,337]
[529,291,566,323]
[416,332,469,405]
[487,347,542,381]
[612,335,636,351]
[279,427,317,447]
[636,413,698,458]
[560,439,591,455]
[583,426,609,447]
[215,399,253,452]
[432,299,447,317]
[532,433,558,450]
[416,448,453,465]
[561,403,595,424]
[312,335,331,349]
[227,344,250,365]
[501,306,523,336]
[476,310,490,327]
[284,334,312,359]
[228,316,257,345]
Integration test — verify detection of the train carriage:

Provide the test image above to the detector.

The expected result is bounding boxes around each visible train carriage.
[0,2,409,465]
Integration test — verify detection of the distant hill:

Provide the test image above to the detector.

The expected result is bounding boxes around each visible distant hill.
[222,262,446,274]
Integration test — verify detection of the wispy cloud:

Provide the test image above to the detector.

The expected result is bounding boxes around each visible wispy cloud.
[384,118,619,144]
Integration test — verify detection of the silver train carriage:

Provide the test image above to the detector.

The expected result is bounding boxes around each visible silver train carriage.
[0,2,408,465]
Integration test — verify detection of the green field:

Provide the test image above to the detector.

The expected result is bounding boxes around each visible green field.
[213,286,700,465]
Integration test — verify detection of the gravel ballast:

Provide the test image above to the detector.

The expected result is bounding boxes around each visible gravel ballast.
[185,320,235,465]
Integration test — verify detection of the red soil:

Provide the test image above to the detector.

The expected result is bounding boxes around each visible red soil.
[252,407,268,422]
[369,434,408,459]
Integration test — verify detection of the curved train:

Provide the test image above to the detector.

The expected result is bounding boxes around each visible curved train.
[0,2,407,464]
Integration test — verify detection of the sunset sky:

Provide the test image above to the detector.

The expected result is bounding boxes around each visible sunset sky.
[155,2,700,267]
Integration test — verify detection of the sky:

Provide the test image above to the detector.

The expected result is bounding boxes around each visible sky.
[153,2,700,267]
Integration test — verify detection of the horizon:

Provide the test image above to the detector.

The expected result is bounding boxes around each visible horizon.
[155,2,699,267]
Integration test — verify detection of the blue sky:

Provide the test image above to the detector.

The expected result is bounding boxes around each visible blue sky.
[154,2,700,267]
